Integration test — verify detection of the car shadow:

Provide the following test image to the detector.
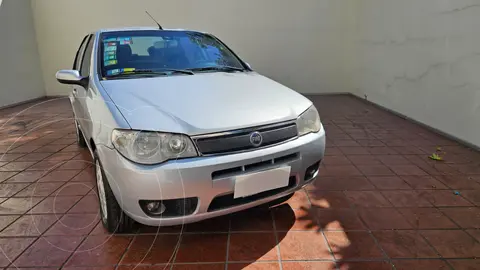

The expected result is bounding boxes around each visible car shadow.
[299,178,364,270]
[131,202,296,268]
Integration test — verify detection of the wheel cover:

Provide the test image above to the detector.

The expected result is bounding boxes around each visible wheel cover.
[96,160,108,223]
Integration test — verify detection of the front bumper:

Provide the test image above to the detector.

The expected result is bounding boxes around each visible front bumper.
[96,127,326,226]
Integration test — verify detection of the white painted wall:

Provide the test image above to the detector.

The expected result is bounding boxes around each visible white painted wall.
[31,0,354,96]
[0,0,44,108]
[351,0,480,147]
[8,0,479,146]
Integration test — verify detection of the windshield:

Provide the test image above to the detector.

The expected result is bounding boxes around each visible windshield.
[99,30,246,77]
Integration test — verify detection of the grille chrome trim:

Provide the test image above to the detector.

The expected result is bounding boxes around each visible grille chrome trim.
[191,120,297,140]
[192,121,298,156]
[211,152,300,180]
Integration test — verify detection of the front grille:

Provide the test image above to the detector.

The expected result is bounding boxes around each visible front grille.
[211,152,299,180]
[194,122,297,155]
[207,176,297,212]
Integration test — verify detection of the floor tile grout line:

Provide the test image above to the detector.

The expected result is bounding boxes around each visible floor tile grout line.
[443,259,459,270]
[168,223,187,270]
[0,213,25,235]
[56,220,98,269]
[0,126,71,154]
[428,174,479,208]
[12,171,92,218]
[114,234,135,270]
[366,229,392,265]
[8,173,98,269]
[224,215,232,270]
[430,203,480,245]
[0,120,75,156]
[358,137,479,264]
[113,258,474,265]
[0,171,22,184]
[0,192,57,238]
[320,228,337,266]
[347,156,419,207]
[5,166,85,199]
[4,210,68,268]
[410,173,480,245]
[0,226,478,238]
[270,209,282,270]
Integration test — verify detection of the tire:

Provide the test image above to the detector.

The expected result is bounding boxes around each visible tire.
[94,151,135,233]
[75,120,87,148]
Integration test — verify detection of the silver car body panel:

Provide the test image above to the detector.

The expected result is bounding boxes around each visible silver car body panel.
[100,72,312,135]
[68,27,326,226]
[96,128,325,226]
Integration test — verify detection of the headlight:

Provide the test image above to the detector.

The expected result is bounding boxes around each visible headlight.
[111,130,198,164]
[296,105,321,136]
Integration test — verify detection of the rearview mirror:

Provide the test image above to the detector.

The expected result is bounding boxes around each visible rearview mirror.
[56,70,88,87]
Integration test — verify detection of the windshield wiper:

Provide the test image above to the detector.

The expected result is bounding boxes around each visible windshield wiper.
[188,66,245,73]
[106,68,194,78]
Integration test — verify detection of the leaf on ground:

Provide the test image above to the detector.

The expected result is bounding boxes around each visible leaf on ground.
[429,153,443,161]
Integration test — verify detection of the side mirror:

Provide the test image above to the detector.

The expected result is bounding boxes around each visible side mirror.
[56,70,88,87]
[245,62,252,70]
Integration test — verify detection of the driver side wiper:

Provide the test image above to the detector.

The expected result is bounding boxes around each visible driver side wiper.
[106,68,194,78]
[188,66,245,72]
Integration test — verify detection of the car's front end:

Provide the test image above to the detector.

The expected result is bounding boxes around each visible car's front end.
[95,105,325,226]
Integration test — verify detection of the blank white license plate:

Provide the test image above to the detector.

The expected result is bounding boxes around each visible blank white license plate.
[233,166,291,199]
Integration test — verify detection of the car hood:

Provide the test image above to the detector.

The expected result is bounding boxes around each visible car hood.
[100,72,312,135]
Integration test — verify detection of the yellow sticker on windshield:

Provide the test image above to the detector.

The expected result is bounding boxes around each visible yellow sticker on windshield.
[123,68,135,72]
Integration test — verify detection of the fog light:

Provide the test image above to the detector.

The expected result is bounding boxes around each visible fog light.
[304,161,321,180]
[140,197,198,217]
[145,201,166,215]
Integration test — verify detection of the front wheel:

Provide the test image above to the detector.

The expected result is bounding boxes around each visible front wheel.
[75,120,87,148]
[94,151,135,233]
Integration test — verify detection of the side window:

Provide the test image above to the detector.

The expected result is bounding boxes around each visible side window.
[80,35,95,77]
[73,36,89,70]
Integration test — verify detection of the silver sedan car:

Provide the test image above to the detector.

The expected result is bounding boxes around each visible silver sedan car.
[56,27,326,233]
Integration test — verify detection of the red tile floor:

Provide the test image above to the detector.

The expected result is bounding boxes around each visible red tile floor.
[0,95,479,269]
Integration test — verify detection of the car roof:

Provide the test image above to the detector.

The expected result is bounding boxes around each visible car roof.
[96,27,204,34]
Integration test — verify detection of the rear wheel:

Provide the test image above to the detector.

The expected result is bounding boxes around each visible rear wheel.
[94,151,135,233]
[75,120,87,148]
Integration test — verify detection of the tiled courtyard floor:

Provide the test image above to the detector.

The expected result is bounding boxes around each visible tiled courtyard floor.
[0,95,479,269]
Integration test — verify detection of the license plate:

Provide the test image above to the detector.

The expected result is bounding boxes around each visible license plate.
[233,166,291,199]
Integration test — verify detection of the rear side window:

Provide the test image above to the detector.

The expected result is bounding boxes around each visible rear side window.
[80,35,95,77]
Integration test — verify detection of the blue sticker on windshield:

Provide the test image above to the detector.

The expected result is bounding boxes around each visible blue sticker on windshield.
[106,68,135,76]
[104,60,117,66]
[104,37,133,44]
[104,55,116,60]
[107,69,120,76]
[118,37,132,44]
[104,45,117,52]
[104,37,117,42]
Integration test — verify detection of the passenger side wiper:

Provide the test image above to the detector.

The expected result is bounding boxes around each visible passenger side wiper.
[188,66,245,72]
[106,68,194,78]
